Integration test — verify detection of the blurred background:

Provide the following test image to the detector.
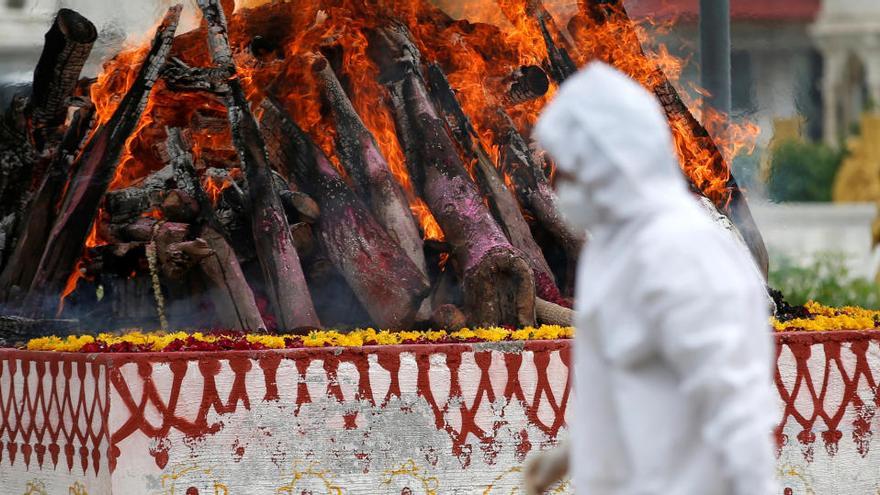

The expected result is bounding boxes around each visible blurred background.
[1,0,878,307]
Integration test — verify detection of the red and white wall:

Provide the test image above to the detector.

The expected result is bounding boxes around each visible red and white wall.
[0,341,571,494]
[3,332,880,494]
[775,331,880,494]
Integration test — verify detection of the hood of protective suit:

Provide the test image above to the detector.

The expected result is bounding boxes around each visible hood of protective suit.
[534,62,692,232]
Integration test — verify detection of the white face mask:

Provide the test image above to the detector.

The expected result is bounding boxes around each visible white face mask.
[555,180,595,232]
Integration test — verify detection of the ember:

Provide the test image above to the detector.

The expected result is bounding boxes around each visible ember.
[0,0,764,335]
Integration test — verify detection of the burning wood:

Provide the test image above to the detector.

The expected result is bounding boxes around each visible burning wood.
[369,23,536,327]
[495,0,577,83]
[23,5,182,315]
[27,8,97,151]
[0,104,94,303]
[568,0,769,276]
[259,97,430,329]
[497,110,584,294]
[425,63,563,303]
[313,54,428,276]
[0,0,768,332]
[195,0,319,330]
[166,127,266,331]
[491,65,551,105]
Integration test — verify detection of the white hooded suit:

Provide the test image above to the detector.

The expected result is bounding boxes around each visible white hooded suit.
[534,63,777,495]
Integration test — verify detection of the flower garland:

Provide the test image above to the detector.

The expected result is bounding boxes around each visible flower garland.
[26,325,574,353]
[772,301,880,332]
[23,301,880,352]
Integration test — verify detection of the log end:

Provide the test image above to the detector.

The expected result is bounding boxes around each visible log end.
[431,304,467,331]
[56,8,98,43]
[463,245,536,328]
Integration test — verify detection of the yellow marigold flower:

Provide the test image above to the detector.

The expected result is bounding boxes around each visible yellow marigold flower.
[450,328,476,340]
[804,301,836,317]
[425,330,448,342]
[373,330,401,345]
[474,327,510,342]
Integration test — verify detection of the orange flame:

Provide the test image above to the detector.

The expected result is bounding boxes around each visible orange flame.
[83,0,757,254]
[58,259,86,316]
[566,3,760,205]
[204,175,233,205]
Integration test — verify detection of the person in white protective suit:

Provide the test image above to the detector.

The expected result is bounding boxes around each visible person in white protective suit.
[524,62,778,495]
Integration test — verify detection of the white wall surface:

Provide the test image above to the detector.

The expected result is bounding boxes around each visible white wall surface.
[751,201,879,278]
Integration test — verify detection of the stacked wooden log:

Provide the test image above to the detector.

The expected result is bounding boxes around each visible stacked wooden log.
[0,0,766,336]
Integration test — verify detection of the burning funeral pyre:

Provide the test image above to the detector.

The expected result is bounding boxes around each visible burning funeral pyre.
[0,0,766,337]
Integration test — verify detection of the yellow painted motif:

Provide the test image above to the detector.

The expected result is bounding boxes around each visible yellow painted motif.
[482,466,571,494]
[276,461,342,495]
[380,460,440,494]
[22,480,47,495]
[159,464,228,495]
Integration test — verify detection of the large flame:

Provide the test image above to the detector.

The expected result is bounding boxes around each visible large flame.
[70,0,758,306]
[566,2,760,205]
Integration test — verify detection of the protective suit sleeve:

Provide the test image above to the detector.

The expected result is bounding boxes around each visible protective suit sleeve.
[646,249,777,495]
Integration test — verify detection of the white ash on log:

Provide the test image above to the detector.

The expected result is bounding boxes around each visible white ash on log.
[369,22,536,327]
[259,97,430,329]
[23,5,182,315]
[166,127,266,331]
[196,0,319,330]
[425,63,564,304]
[27,8,97,151]
[313,54,428,277]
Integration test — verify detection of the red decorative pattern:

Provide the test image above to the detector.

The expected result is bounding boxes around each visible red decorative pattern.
[775,331,880,461]
[1,341,571,474]
[4,331,877,478]
[0,353,109,475]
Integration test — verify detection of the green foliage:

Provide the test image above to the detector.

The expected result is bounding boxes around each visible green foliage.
[766,141,844,202]
[769,253,880,309]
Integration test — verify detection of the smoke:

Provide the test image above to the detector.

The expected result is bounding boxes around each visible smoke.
[16,0,203,77]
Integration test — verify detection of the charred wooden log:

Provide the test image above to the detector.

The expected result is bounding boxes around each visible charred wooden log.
[23,5,182,315]
[495,0,576,83]
[425,63,562,303]
[280,190,320,224]
[0,104,95,303]
[0,316,79,348]
[161,189,199,222]
[490,65,550,105]
[27,8,97,151]
[497,110,583,294]
[313,54,427,276]
[538,17,578,83]
[166,126,266,330]
[568,0,769,276]
[0,96,37,250]
[162,58,231,94]
[369,23,536,327]
[259,97,430,329]
[196,0,319,330]
[105,165,175,224]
